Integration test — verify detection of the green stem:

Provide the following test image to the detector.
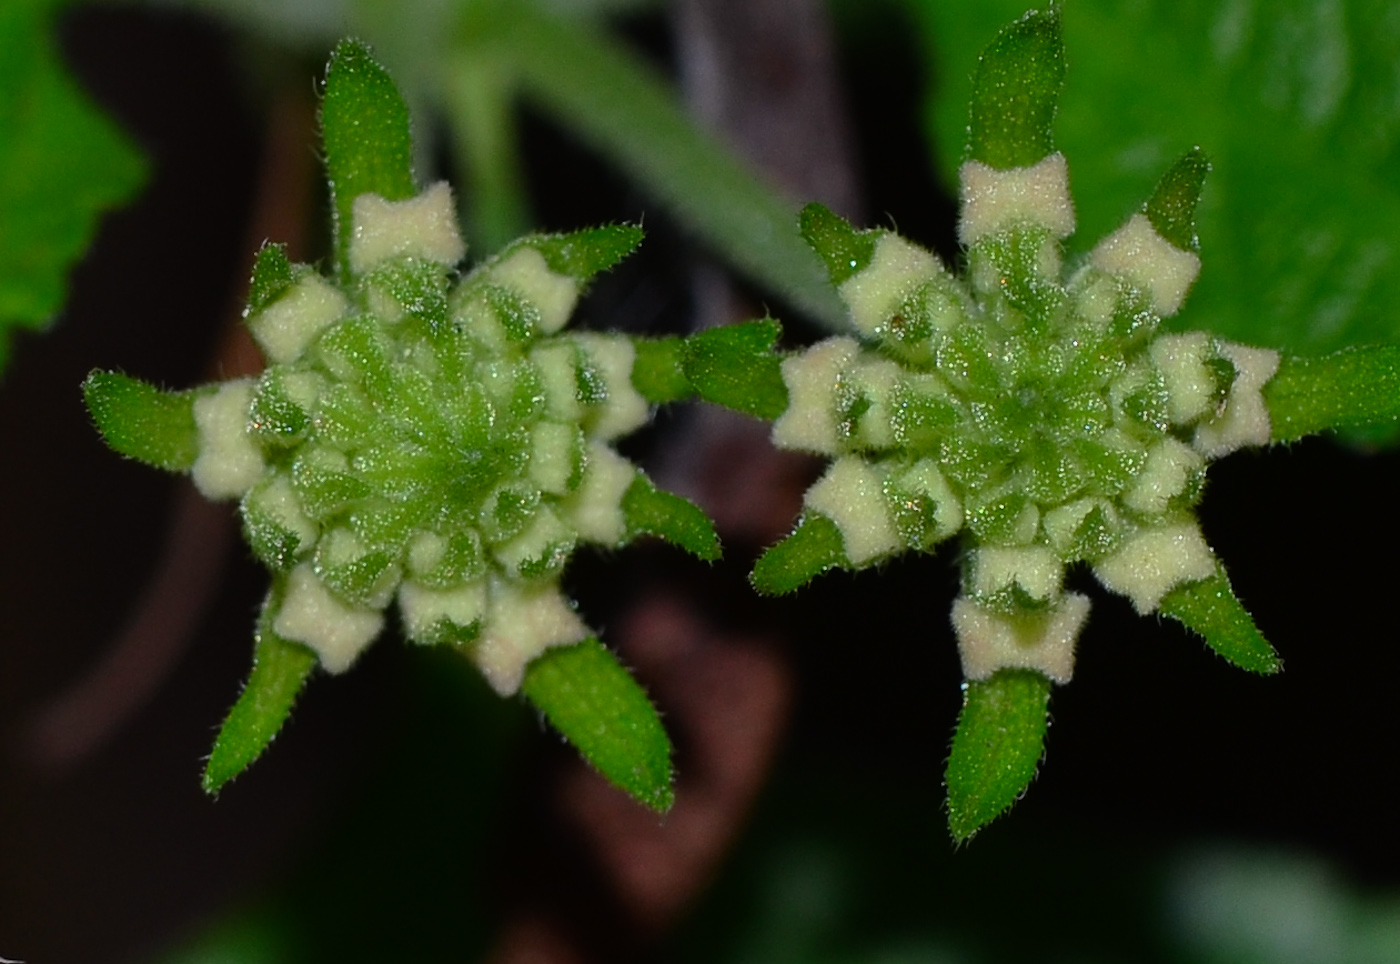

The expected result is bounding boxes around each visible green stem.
[443,54,532,254]
[455,5,844,329]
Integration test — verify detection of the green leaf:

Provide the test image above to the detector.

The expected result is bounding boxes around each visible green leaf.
[203,589,319,794]
[621,473,720,561]
[321,38,416,280]
[681,318,789,419]
[914,0,1400,354]
[945,669,1052,842]
[800,202,877,286]
[751,513,850,596]
[82,370,203,471]
[1145,147,1209,253]
[631,336,692,403]
[520,638,675,812]
[1159,570,1282,675]
[0,0,146,373]
[966,6,1065,169]
[1264,346,1400,441]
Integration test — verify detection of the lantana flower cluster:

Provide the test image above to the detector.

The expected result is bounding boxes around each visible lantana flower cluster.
[762,149,1278,687]
[201,185,651,693]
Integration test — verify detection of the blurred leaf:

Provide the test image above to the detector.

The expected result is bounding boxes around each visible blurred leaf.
[0,0,146,373]
[521,637,675,812]
[912,0,1400,353]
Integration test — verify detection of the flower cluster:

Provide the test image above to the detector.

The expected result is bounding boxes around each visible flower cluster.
[201,186,656,692]
[84,39,710,803]
[763,150,1279,686]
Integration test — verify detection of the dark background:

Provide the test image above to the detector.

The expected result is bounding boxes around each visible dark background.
[2,5,1399,962]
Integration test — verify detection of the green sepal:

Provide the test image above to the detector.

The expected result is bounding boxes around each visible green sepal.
[621,473,720,561]
[527,224,644,282]
[321,38,416,280]
[800,202,876,286]
[82,370,204,471]
[967,6,1064,169]
[945,669,1052,842]
[1264,346,1400,442]
[520,638,675,812]
[1144,147,1209,253]
[631,336,692,403]
[681,318,788,419]
[1159,569,1281,675]
[751,512,850,595]
[202,587,318,794]
[245,242,296,316]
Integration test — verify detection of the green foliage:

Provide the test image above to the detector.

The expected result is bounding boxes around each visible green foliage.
[520,638,675,812]
[945,670,1051,842]
[0,0,145,373]
[913,0,1400,353]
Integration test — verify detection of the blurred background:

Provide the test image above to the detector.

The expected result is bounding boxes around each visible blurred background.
[5,1,1400,961]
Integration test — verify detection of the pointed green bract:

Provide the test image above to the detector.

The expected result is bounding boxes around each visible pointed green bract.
[1145,148,1209,253]
[800,203,876,286]
[527,224,643,280]
[82,371,203,471]
[246,242,296,315]
[946,670,1051,841]
[203,590,318,794]
[521,638,675,812]
[751,513,850,596]
[1160,571,1281,676]
[681,318,788,419]
[967,6,1064,169]
[321,39,416,280]
[622,474,720,561]
[1264,347,1400,441]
